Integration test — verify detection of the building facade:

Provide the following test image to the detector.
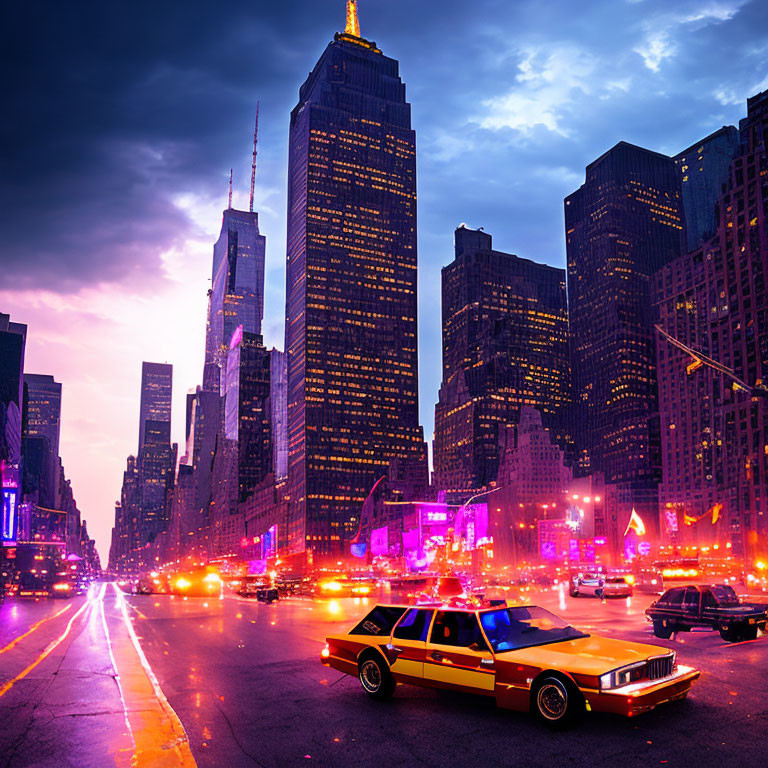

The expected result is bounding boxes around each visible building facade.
[284,9,427,557]
[675,126,739,252]
[654,90,768,559]
[203,209,266,394]
[138,362,172,453]
[269,349,288,482]
[566,141,684,534]
[224,329,272,503]
[136,362,173,544]
[433,226,571,498]
[22,374,62,458]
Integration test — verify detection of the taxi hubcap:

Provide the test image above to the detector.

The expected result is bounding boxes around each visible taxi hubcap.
[361,661,381,692]
[538,682,567,720]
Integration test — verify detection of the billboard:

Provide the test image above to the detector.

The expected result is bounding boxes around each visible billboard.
[2,486,19,544]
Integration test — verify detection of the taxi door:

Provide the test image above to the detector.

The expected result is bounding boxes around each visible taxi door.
[387,608,434,682]
[423,610,495,692]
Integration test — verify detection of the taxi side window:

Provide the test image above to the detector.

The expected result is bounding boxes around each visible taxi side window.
[430,611,489,650]
[350,606,407,636]
[393,609,433,641]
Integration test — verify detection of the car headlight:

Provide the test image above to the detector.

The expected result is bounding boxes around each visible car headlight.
[203,573,221,584]
[599,662,647,690]
[175,577,191,589]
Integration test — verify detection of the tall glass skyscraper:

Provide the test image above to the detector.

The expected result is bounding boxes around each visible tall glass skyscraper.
[203,209,266,394]
[566,142,684,533]
[137,362,173,543]
[138,362,172,453]
[433,226,571,498]
[675,126,739,252]
[285,6,427,557]
[23,373,62,458]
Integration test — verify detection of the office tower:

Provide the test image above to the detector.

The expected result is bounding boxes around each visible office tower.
[654,90,768,557]
[269,349,288,481]
[138,362,172,452]
[224,328,272,502]
[566,141,684,530]
[0,314,26,544]
[189,388,220,511]
[433,226,571,497]
[284,4,427,556]
[22,374,62,458]
[203,211,266,393]
[136,362,173,543]
[675,126,739,252]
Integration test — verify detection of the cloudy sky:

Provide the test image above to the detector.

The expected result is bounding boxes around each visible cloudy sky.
[2,0,766,560]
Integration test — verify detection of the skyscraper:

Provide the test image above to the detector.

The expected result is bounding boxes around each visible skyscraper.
[137,362,173,543]
[23,373,62,458]
[203,207,266,393]
[284,3,427,557]
[654,90,768,557]
[433,226,571,497]
[269,349,288,482]
[224,327,272,502]
[675,126,739,252]
[138,362,172,453]
[566,142,684,530]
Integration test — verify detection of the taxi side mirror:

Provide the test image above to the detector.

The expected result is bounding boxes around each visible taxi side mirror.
[468,642,482,652]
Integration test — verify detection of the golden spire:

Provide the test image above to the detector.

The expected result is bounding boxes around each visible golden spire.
[345,0,360,37]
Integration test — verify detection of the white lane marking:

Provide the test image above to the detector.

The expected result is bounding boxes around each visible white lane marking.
[99,582,137,756]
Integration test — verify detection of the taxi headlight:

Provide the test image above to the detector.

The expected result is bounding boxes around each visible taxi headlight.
[175,577,191,590]
[599,662,646,690]
[203,573,221,584]
[322,581,343,592]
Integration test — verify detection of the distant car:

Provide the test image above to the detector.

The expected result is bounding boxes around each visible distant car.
[570,573,633,599]
[238,576,278,602]
[646,583,768,641]
[321,603,699,728]
[169,570,223,598]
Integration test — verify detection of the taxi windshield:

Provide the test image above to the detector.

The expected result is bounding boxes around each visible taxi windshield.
[479,606,588,652]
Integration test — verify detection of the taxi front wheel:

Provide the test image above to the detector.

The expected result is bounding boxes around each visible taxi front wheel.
[358,654,395,700]
[533,676,583,729]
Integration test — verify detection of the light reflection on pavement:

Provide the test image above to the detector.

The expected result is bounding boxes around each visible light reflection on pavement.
[1,584,767,767]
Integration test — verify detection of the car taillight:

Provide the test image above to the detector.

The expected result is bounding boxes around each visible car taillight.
[321,644,330,659]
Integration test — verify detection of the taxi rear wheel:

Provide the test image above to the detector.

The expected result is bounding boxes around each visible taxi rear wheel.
[358,654,395,700]
[533,676,583,729]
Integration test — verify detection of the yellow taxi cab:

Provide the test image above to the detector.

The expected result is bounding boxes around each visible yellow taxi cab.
[321,603,699,728]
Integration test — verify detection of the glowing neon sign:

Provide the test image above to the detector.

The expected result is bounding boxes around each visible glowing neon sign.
[2,487,19,544]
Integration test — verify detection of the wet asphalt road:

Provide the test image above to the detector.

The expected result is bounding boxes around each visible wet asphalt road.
[1,586,767,767]
[123,588,768,768]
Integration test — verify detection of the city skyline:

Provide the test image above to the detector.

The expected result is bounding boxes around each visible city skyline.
[3,0,768,559]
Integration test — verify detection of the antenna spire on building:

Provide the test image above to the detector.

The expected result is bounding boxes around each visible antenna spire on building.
[345,0,360,37]
[228,168,233,210]
[249,102,260,214]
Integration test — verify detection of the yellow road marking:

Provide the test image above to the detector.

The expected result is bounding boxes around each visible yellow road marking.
[0,601,74,656]
[111,583,197,767]
[0,598,91,698]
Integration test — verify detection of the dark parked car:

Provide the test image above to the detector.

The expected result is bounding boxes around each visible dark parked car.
[646,584,767,642]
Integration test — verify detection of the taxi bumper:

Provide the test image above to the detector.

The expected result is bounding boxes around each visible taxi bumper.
[585,666,700,717]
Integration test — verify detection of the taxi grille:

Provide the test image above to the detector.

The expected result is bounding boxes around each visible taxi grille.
[646,655,674,680]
